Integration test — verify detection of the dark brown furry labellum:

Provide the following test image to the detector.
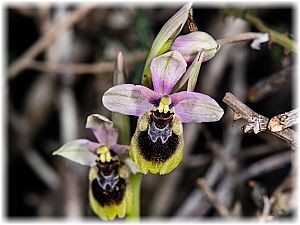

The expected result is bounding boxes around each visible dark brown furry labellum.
[137,110,180,163]
[91,160,126,206]
[130,110,184,174]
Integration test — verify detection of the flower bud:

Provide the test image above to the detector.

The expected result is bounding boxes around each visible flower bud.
[171,31,219,64]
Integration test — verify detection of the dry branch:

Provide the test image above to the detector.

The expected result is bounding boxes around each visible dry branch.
[259,196,275,222]
[8,5,94,78]
[272,170,294,216]
[238,152,291,182]
[222,92,296,146]
[220,8,297,52]
[25,50,148,75]
[237,142,288,160]
[24,148,60,190]
[248,66,293,102]
[217,32,268,46]
[196,178,230,218]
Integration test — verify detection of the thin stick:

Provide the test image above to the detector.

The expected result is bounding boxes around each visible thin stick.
[217,32,267,46]
[237,142,288,160]
[259,196,275,222]
[220,8,296,52]
[28,61,113,75]
[196,178,230,218]
[238,152,291,182]
[8,5,94,78]
[24,148,60,190]
[223,92,296,146]
[248,66,292,102]
[25,51,148,76]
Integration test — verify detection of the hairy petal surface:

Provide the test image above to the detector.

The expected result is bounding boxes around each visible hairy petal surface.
[151,51,187,95]
[103,84,160,116]
[171,31,219,64]
[110,144,129,155]
[86,114,118,146]
[171,91,224,123]
[53,139,99,166]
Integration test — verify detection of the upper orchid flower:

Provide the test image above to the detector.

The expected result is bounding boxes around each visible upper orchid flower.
[53,114,136,220]
[102,50,224,175]
[171,31,220,64]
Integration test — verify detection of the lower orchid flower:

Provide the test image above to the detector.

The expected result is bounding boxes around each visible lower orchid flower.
[102,50,224,175]
[53,114,137,220]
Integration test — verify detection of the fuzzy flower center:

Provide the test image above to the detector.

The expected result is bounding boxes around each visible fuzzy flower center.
[158,96,172,113]
[96,146,112,163]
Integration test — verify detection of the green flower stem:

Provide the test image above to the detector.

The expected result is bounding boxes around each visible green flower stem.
[220,8,297,53]
[112,52,142,220]
[126,173,142,221]
[112,52,131,145]
[112,112,131,145]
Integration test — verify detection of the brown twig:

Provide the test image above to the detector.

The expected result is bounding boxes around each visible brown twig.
[196,178,230,218]
[9,74,59,190]
[24,148,60,190]
[272,170,294,216]
[186,154,212,168]
[259,196,275,222]
[248,66,293,102]
[187,8,198,32]
[248,180,267,210]
[29,60,114,75]
[24,50,148,75]
[10,6,39,17]
[202,128,240,189]
[8,5,94,78]
[217,32,268,46]
[222,92,296,146]
[238,152,291,182]
[220,8,296,52]
[236,142,288,160]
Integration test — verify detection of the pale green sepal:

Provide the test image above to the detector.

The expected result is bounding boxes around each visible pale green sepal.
[172,50,204,93]
[86,114,113,129]
[53,140,98,166]
[187,51,204,92]
[141,2,192,87]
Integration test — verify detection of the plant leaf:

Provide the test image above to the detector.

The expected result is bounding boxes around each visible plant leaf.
[141,2,192,87]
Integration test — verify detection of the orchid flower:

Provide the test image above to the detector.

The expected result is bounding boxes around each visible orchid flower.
[53,114,136,220]
[102,50,224,175]
[171,31,220,64]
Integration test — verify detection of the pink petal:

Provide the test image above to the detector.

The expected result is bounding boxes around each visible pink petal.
[102,84,160,116]
[171,32,219,64]
[53,139,100,166]
[110,144,129,155]
[86,114,118,146]
[171,91,224,123]
[151,51,187,95]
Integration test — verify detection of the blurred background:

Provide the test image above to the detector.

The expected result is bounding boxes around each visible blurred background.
[7,3,295,220]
